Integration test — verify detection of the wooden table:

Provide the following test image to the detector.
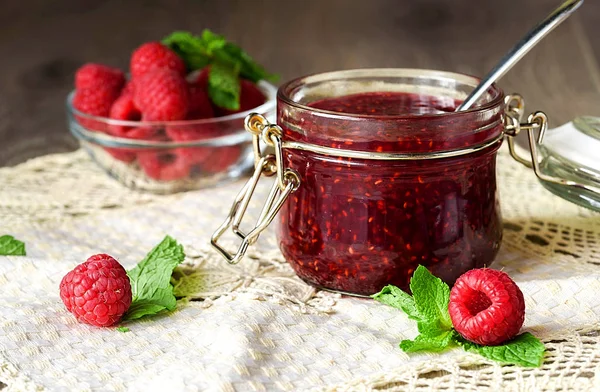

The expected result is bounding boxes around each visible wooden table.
[1,0,599,167]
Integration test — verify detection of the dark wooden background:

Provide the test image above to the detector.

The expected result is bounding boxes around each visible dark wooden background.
[1,0,599,167]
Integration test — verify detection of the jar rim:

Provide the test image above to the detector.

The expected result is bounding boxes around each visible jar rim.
[277,68,504,119]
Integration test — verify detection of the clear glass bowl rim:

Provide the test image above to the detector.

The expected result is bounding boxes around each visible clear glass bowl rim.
[67,81,277,149]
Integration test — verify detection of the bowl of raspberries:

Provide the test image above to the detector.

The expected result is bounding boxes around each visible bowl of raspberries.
[67,31,277,193]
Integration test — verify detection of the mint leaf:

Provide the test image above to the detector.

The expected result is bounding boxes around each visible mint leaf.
[372,285,420,321]
[400,329,459,353]
[410,265,453,331]
[0,235,26,256]
[162,31,211,71]
[208,62,241,110]
[116,327,130,333]
[162,30,278,82]
[456,333,546,367]
[122,236,185,321]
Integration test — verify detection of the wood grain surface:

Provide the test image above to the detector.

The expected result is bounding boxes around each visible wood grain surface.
[1,0,599,167]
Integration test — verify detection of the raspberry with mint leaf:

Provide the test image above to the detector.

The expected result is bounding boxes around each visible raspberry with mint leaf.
[449,268,525,346]
[372,265,544,367]
[59,254,132,327]
[60,236,186,328]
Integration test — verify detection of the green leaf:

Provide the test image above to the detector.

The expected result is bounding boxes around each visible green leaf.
[400,329,459,353]
[456,333,546,367]
[0,235,26,256]
[162,31,211,71]
[208,62,241,110]
[116,327,130,333]
[122,236,185,321]
[410,265,453,331]
[162,29,278,82]
[372,285,420,321]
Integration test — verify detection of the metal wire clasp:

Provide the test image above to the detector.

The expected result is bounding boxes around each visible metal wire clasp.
[210,113,300,264]
[504,93,600,195]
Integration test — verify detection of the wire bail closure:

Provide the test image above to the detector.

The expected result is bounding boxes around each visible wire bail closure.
[503,94,600,195]
[210,113,300,265]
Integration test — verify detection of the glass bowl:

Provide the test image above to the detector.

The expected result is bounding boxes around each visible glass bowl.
[67,81,277,194]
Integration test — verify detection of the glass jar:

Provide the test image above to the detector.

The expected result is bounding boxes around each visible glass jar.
[213,69,600,295]
[270,69,505,295]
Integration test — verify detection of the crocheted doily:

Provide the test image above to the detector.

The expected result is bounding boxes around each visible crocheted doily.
[0,146,599,391]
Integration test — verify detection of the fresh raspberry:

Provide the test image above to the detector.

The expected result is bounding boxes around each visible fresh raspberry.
[201,146,243,173]
[59,254,132,327]
[108,94,142,135]
[138,151,190,181]
[110,94,142,122]
[106,95,160,163]
[134,69,189,121]
[73,87,120,132]
[130,42,186,79]
[103,123,161,164]
[73,87,119,118]
[75,63,125,91]
[215,79,266,116]
[187,84,215,119]
[166,124,220,165]
[449,268,525,346]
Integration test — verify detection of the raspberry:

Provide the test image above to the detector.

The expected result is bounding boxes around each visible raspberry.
[110,94,142,122]
[130,42,186,79]
[166,124,220,165]
[59,254,132,327]
[215,79,266,116]
[134,69,189,121]
[187,84,215,119]
[449,269,525,346]
[73,87,119,118]
[201,146,242,173]
[138,151,190,181]
[108,94,142,135]
[73,87,120,132]
[75,63,125,91]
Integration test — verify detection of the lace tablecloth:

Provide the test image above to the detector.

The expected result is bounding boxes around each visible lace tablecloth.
[1,147,600,391]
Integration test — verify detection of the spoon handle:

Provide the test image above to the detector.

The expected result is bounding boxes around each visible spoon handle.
[456,0,584,111]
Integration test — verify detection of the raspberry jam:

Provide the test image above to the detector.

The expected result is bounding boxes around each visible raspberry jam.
[276,69,505,295]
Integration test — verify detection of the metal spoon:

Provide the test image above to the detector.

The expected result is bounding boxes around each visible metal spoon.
[456,0,584,111]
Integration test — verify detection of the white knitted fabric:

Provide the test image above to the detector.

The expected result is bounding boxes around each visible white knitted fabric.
[0,146,599,391]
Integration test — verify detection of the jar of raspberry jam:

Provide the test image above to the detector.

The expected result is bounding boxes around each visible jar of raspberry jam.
[212,68,600,296]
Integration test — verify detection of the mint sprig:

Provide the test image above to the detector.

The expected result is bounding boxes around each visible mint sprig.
[0,235,26,256]
[372,265,546,367]
[162,30,278,110]
[122,236,185,321]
